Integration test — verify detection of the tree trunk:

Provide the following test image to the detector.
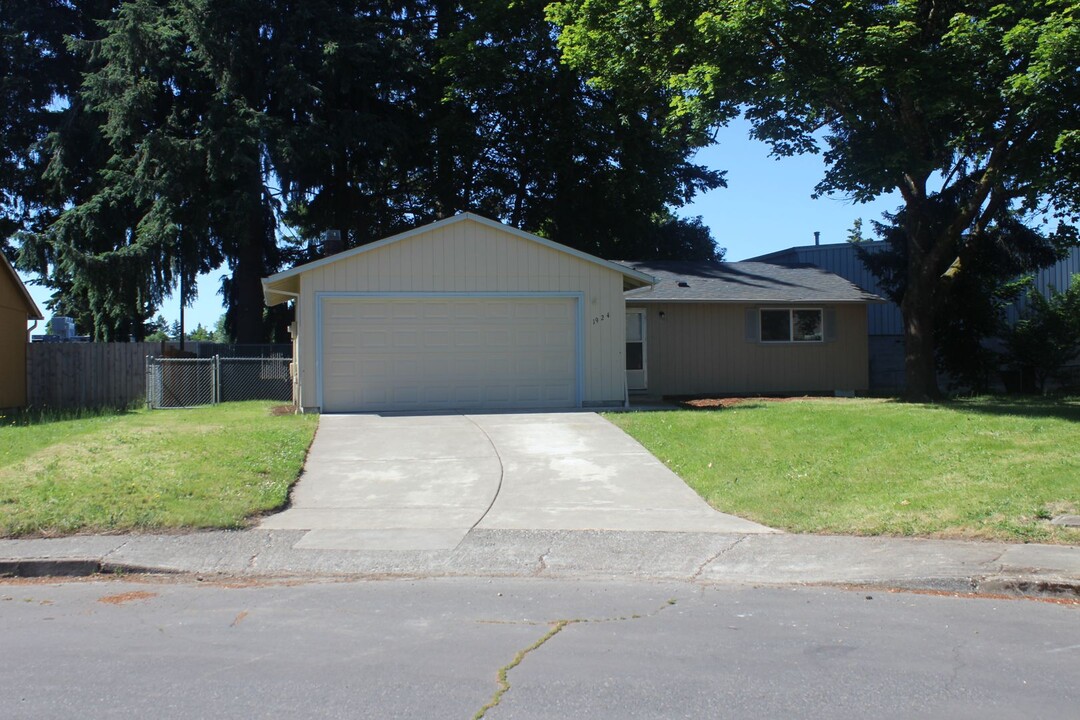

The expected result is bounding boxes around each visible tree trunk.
[900,242,942,401]
[229,203,270,344]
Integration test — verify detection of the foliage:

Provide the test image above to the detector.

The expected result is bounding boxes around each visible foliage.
[856,202,1069,393]
[607,397,1080,543]
[212,313,231,343]
[187,323,213,342]
[270,0,724,260]
[3,0,165,340]
[1005,275,1080,392]
[144,314,169,342]
[143,315,224,342]
[3,0,723,342]
[0,1,76,244]
[552,0,1080,399]
[0,401,318,537]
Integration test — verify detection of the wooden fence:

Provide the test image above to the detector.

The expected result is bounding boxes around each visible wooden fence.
[25,342,293,409]
[26,343,157,409]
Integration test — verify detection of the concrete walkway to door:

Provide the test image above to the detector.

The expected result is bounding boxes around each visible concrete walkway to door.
[259,412,775,550]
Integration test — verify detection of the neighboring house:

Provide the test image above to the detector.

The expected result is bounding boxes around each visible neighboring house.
[0,253,44,409]
[263,214,885,412]
[749,241,1080,390]
[262,213,654,413]
[620,261,882,398]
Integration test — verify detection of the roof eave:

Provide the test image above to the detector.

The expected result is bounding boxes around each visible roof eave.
[262,275,300,307]
[624,296,882,304]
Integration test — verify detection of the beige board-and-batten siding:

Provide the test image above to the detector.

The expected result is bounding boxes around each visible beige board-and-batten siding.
[293,218,630,410]
[629,302,869,396]
[0,304,28,408]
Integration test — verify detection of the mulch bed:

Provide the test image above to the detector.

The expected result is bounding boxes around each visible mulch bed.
[679,395,830,409]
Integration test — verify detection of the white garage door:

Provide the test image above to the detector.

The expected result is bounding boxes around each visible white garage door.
[320,296,579,412]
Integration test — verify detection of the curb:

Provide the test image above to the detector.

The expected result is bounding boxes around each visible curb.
[842,575,1080,600]
[0,558,178,579]
[974,575,1080,599]
[2,555,1078,599]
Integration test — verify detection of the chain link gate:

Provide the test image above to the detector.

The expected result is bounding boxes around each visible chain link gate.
[146,356,292,409]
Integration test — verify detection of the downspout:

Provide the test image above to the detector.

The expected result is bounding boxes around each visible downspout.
[26,319,38,343]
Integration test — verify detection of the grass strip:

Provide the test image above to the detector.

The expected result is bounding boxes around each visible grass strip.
[0,401,317,537]
[607,396,1080,543]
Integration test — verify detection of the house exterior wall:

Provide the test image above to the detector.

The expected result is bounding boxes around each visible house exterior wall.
[293,219,628,410]
[0,277,30,409]
[750,243,903,336]
[628,302,869,396]
[757,242,1080,333]
[753,243,1080,392]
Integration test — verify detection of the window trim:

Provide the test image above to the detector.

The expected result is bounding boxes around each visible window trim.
[758,307,824,344]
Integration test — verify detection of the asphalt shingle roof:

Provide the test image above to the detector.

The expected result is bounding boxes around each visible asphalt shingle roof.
[618,260,883,303]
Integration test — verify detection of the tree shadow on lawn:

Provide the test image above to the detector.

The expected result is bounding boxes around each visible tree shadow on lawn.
[0,405,133,427]
[932,395,1080,423]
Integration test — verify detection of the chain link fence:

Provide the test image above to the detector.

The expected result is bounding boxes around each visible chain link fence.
[146,356,292,409]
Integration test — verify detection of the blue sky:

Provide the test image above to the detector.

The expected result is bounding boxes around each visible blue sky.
[19,118,903,335]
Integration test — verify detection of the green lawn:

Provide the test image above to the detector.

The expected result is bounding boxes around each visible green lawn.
[607,397,1080,544]
[0,402,318,537]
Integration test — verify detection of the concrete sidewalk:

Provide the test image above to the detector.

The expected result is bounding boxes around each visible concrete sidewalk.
[2,529,1078,599]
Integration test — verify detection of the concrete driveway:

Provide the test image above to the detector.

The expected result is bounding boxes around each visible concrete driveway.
[260,412,775,550]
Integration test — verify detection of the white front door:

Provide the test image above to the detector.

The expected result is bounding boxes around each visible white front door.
[625,309,647,391]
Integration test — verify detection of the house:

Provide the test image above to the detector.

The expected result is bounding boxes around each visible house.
[620,260,882,397]
[747,241,904,390]
[262,214,882,413]
[0,253,44,409]
[262,213,654,413]
[748,241,1080,390]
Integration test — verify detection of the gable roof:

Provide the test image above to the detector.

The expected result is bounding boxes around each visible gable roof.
[1,252,44,320]
[619,260,883,304]
[263,213,656,304]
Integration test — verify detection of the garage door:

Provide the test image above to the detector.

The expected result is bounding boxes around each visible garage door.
[320,296,579,412]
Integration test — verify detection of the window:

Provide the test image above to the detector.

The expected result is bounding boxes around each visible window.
[759,308,823,343]
[625,311,644,371]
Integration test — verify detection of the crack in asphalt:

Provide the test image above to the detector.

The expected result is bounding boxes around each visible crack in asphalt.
[472,620,568,720]
[691,535,747,581]
[470,599,680,718]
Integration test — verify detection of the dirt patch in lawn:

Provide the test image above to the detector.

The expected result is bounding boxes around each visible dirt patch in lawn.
[680,395,840,409]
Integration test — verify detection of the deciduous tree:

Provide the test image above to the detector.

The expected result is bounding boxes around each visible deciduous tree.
[552,0,1080,398]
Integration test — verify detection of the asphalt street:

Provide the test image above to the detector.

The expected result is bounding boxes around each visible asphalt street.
[2,575,1077,719]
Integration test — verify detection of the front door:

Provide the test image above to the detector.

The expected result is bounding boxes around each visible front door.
[625,309,647,391]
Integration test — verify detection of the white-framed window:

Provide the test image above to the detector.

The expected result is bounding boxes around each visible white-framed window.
[759,308,824,343]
